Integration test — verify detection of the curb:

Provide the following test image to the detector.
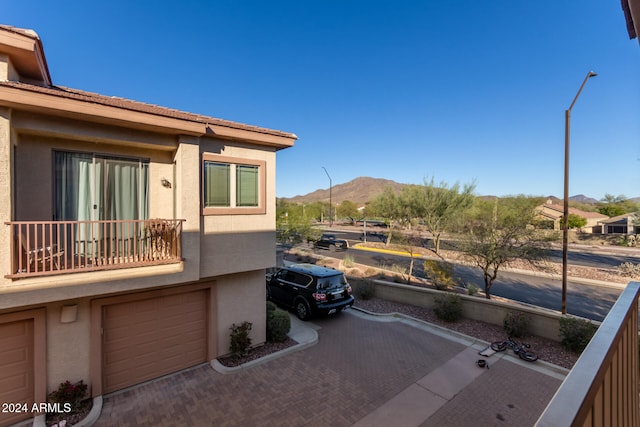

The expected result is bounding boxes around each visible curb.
[350,306,570,379]
[211,314,319,374]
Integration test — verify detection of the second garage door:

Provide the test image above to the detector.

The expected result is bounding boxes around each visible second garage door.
[102,289,208,393]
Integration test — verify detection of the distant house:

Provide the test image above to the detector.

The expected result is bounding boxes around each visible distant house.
[535,201,608,233]
[598,212,640,235]
[0,25,296,426]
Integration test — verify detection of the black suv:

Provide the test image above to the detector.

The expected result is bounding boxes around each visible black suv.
[266,263,355,320]
[313,233,348,251]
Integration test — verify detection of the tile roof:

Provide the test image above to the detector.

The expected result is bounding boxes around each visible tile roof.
[539,204,609,219]
[0,80,297,139]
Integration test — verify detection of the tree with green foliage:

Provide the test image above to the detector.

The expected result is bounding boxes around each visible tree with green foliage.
[337,200,361,224]
[370,187,411,246]
[405,178,476,255]
[276,200,319,246]
[597,194,639,217]
[460,196,552,299]
[567,213,587,229]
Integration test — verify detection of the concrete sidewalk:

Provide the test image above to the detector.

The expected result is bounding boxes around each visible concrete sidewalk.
[92,308,564,426]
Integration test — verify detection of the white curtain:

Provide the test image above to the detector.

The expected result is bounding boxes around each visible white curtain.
[54,151,149,258]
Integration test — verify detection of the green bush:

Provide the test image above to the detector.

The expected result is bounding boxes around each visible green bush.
[268,309,291,342]
[433,293,463,322]
[266,301,277,314]
[559,316,597,353]
[503,311,530,337]
[355,279,376,300]
[466,284,479,296]
[424,260,455,290]
[229,321,252,357]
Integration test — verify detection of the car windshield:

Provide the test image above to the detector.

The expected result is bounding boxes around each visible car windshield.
[316,274,347,290]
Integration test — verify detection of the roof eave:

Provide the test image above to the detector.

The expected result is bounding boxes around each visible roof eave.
[0,26,52,85]
[0,84,298,149]
[623,0,640,43]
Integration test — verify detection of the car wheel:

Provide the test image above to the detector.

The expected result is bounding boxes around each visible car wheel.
[295,299,311,320]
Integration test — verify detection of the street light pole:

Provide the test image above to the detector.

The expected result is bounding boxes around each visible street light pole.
[562,71,597,315]
[322,166,333,226]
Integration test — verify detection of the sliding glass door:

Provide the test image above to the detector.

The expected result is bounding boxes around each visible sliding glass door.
[54,151,149,260]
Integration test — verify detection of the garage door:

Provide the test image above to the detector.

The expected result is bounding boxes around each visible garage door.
[0,319,34,427]
[102,290,207,393]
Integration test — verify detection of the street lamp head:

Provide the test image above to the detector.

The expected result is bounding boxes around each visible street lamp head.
[588,71,597,78]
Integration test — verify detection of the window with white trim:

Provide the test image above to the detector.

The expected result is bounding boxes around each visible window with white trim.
[202,154,266,215]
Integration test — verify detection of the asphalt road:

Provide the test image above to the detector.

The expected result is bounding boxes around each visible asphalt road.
[312,230,626,321]
[336,229,640,270]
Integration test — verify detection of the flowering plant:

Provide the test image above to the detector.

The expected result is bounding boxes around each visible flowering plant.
[48,380,88,406]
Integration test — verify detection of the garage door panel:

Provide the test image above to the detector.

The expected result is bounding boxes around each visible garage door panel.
[0,320,34,427]
[102,290,207,393]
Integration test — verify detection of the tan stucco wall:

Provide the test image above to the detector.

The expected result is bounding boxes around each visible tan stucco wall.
[0,107,12,291]
[46,300,91,390]
[0,53,19,81]
[199,140,278,277]
[215,270,267,356]
[174,137,200,283]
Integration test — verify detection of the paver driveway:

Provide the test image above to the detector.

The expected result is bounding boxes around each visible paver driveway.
[94,310,563,426]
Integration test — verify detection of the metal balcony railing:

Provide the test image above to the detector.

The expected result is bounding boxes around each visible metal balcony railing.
[5,219,184,278]
[536,281,640,427]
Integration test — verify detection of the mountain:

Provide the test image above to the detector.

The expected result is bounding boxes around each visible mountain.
[283,177,405,205]
[282,176,618,206]
[569,194,599,204]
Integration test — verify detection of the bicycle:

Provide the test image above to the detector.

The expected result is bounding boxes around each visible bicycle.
[490,337,539,362]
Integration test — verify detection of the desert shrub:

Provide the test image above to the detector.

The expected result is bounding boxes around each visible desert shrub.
[342,254,355,268]
[559,316,597,353]
[364,267,378,277]
[267,309,291,342]
[617,262,640,278]
[424,260,455,290]
[229,321,252,357]
[503,311,530,337]
[466,284,479,296]
[433,293,463,322]
[391,264,407,283]
[355,279,376,300]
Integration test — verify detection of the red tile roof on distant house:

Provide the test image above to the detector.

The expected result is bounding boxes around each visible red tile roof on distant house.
[539,204,609,220]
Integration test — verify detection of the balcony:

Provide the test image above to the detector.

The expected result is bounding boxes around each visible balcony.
[6,219,184,279]
[536,281,640,426]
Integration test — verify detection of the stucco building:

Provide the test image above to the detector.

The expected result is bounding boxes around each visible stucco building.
[0,25,296,426]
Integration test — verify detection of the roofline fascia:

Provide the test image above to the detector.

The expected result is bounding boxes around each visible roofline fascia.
[0,27,52,85]
[0,85,298,148]
[0,84,204,135]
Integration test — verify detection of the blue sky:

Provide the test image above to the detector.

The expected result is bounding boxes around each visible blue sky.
[5,1,640,200]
